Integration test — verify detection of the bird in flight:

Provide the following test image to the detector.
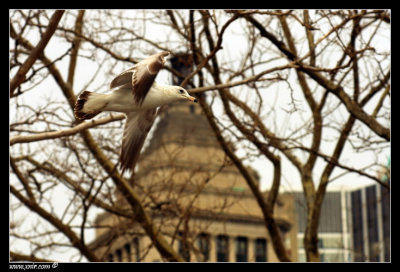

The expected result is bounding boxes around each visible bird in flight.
[74,51,198,174]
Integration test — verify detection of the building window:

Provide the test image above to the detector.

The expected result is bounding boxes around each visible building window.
[133,237,140,262]
[320,253,325,262]
[351,190,365,261]
[381,186,390,262]
[197,233,210,261]
[216,235,229,262]
[366,186,379,262]
[255,238,267,262]
[235,237,248,262]
[318,238,324,249]
[124,243,131,262]
[115,248,122,262]
[178,232,191,261]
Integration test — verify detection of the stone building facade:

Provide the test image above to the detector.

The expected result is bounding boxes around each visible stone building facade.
[90,101,297,262]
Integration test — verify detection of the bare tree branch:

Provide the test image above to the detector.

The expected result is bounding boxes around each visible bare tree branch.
[10,114,125,145]
[10,182,100,261]
[243,13,390,141]
[10,251,55,262]
[10,10,64,97]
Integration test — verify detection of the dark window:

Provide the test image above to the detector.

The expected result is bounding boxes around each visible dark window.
[381,186,390,262]
[107,253,113,262]
[216,235,229,262]
[133,237,140,262]
[197,233,210,261]
[178,232,191,261]
[235,237,248,262]
[255,238,267,262]
[366,186,379,262]
[115,248,122,262]
[124,243,131,262]
[318,238,324,249]
[351,190,365,262]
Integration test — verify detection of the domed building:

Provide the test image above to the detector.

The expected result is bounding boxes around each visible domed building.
[89,54,297,262]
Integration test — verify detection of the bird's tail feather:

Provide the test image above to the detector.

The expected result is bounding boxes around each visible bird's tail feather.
[74,91,109,120]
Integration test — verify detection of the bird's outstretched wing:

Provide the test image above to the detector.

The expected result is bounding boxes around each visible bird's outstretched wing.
[109,66,135,89]
[119,109,158,175]
[110,51,170,105]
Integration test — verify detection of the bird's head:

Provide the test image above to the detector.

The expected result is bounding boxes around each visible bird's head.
[154,83,198,105]
[168,86,198,103]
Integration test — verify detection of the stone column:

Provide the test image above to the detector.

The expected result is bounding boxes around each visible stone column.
[209,234,216,262]
[228,236,235,262]
[248,237,255,262]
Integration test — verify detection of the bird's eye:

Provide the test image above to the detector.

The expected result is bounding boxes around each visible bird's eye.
[179,89,184,94]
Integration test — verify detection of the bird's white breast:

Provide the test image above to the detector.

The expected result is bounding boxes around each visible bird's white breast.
[105,86,140,112]
[105,83,170,113]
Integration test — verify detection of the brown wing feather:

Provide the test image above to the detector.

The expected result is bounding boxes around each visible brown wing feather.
[131,66,157,105]
[130,51,170,105]
[119,109,158,175]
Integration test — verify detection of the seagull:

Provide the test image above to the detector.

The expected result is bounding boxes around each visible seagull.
[74,51,198,174]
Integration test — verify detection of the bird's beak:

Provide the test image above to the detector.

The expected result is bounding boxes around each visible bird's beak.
[187,95,198,103]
